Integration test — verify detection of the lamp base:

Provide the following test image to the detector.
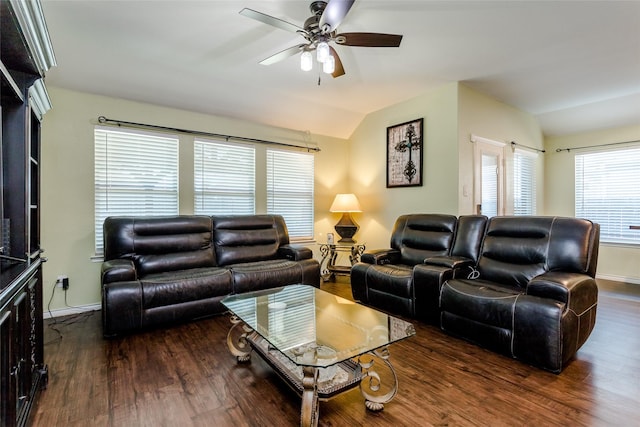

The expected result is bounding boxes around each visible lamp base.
[334,212,359,243]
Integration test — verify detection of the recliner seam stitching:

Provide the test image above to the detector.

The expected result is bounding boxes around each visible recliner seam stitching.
[567,301,597,317]
[510,294,521,357]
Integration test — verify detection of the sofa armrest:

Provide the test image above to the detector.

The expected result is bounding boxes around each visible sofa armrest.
[278,244,313,261]
[102,280,143,337]
[101,259,137,285]
[413,264,456,324]
[527,271,598,315]
[424,255,474,269]
[360,249,401,265]
[424,256,476,279]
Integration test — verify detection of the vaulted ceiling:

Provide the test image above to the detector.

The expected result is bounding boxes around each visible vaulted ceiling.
[41,0,640,139]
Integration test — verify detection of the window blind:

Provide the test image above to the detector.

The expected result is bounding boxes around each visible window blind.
[194,139,255,215]
[576,147,640,244]
[94,127,179,255]
[267,150,314,240]
[513,150,537,215]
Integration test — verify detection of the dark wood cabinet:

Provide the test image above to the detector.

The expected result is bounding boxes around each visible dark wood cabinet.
[0,1,55,426]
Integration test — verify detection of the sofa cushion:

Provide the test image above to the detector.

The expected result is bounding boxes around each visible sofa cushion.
[141,267,232,309]
[351,263,415,317]
[477,217,551,288]
[441,279,521,328]
[390,214,458,265]
[135,249,216,277]
[440,279,523,355]
[103,216,215,276]
[213,215,289,266]
[365,264,414,299]
[229,259,319,294]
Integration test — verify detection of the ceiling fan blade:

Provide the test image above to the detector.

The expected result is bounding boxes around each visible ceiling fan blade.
[240,8,303,34]
[319,0,355,33]
[260,44,306,65]
[335,32,403,47]
[329,46,345,78]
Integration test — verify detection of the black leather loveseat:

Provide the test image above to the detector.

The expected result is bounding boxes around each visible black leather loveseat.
[352,214,600,373]
[101,214,320,336]
[351,214,488,321]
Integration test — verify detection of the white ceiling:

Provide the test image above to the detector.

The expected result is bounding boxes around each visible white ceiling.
[41,0,640,140]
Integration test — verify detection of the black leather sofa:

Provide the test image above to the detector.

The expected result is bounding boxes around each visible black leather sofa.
[101,214,320,337]
[351,214,488,320]
[352,214,600,373]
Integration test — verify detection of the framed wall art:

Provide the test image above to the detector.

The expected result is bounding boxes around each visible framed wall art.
[386,118,424,188]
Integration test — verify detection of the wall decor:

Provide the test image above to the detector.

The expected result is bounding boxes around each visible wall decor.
[386,118,424,188]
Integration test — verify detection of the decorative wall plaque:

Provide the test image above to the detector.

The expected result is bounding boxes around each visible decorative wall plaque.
[386,118,424,188]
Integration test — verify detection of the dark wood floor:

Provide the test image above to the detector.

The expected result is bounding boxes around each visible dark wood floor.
[31,278,640,426]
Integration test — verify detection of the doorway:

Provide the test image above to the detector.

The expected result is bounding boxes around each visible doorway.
[472,136,505,217]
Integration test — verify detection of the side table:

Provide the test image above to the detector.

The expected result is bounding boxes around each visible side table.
[319,243,365,282]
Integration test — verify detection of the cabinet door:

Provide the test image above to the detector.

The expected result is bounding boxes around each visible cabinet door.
[1,308,15,426]
[12,291,30,424]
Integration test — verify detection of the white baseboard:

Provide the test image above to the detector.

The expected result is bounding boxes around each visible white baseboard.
[44,303,101,319]
[596,273,640,286]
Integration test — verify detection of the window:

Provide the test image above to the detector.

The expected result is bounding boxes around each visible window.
[267,150,314,240]
[194,139,255,215]
[94,127,179,254]
[576,147,640,244]
[513,150,537,215]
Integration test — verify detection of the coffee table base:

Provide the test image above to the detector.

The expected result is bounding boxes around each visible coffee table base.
[226,316,400,427]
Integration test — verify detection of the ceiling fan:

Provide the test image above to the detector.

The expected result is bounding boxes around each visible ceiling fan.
[240,0,403,78]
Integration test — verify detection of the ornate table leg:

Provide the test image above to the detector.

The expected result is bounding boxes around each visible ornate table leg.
[357,346,399,411]
[301,366,319,427]
[319,244,332,282]
[226,315,254,362]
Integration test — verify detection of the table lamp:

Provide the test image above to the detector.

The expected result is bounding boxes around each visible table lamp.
[329,193,362,243]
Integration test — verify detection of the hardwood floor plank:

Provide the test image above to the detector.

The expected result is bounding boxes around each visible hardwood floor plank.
[31,280,640,426]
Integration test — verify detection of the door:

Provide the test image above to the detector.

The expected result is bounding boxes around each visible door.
[473,136,505,217]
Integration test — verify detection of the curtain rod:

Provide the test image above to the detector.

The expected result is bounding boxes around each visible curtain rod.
[555,139,640,153]
[510,141,545,153]
[97,116,321,152]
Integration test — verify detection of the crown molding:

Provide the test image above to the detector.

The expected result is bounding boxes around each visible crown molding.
[29,78,52,119]
[9,0,57,76]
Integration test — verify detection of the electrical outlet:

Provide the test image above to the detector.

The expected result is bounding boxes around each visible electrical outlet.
[57,275,69,290]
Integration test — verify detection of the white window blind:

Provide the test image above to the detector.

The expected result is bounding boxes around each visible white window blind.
[513,150,537,215]
[267,150,314,240]
[94,127,179,255]
[194,139,255,215]
[576,147,640,245]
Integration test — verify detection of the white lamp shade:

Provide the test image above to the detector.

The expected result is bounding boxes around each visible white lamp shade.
[329,193,362,212]
[300,51,313,71]
[323,54,335,74]
[316,41,330,63]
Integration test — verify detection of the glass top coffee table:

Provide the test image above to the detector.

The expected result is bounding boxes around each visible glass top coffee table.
[221,284,416,427]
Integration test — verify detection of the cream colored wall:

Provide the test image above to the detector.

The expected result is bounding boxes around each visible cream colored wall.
[347,83,460,250]
[347,82,544,251]
[545,124,640,283]
[457,84,545,215]
[41,86,349,312]
[42,84,637,314]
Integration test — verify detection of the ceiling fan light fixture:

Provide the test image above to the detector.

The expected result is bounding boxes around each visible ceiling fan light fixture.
[240,1,404,80]
[316,41,330,63]
[323,54,335,74]
[301,50,313,71]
